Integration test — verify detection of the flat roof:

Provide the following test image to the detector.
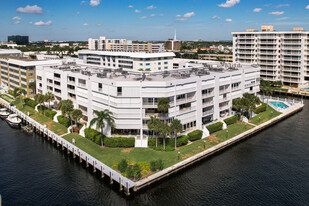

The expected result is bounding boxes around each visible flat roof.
[0,49,21,55]
[78,50,175,58]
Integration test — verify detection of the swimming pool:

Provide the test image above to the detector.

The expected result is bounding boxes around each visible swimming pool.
[270,101,289,109]
[304,88,309,91]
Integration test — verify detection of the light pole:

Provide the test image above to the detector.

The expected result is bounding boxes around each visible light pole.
[226,130,229,139]
[203,140,206,149]
[259,116,261,124]
[178,151,180,160]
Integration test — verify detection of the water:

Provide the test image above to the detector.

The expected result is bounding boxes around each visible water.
[270,101,289,109]
[0,101,309,205]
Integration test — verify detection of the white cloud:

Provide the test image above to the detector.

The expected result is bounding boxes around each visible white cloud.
[12,16,22,20]
[218,0,240,8]
[269,11,284,15]
[306,5,309,9]
[253,8,262,13]
[225,18,232,22]
[139,16,147,19]
[13,21,20,25]
[97,23,102,26]
[16,5,43,14]
[176,18,187,22]
[128,5,133,8]
[212,16,220,20]
[83,23,88,26]
[90,0,100,6]
[175,14,182,17]
[183,12,195,18]
[146,5,156,10]
[150,14,155,17]
[274,4,290,8]
[77,12,80,15]
[277,17,288,21]
[34,20,52,26]
[134,9,141,13]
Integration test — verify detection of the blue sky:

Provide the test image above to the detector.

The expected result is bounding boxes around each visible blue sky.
[1,0,309,41]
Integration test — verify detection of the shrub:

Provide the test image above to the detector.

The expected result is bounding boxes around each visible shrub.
[104,137,135,147]
[57,115,71,127]
[187,130,203,141]
[224,116,237,126]
[117,159,128,173]
[148,138,175,149]
[125,166,134,178]
[254,103,267,114]
[132,164,141,179]
[8,90,14,97]
[84,128,100,141]
[37,105,57,119]
[206,122,223,134]
[176,135,189,147]
[24,98,37,108]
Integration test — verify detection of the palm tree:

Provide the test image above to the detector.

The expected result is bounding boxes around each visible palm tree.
[264,86,273,105]
[147,116,160,147]
[14,87,26,108]
[28,81,36,95]
[72,109,83,125]
[170,119,182,149]
[34,93,45,114]
[158,121,170,150]
[45,92,55,109]
[89,109,115,147]
[57,99,74,125]
[157,98,170,150]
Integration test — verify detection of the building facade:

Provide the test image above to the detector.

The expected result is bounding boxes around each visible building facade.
[88,36,165,53]
[0,56,61,97]
[78,50,175,71]
[233,25,309,87]
[36,59,260,146]
[198,54,233,62]
[8,35,29,45]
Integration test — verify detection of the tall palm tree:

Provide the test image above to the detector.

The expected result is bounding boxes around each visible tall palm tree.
[157,98,170,150]
[34,93,45,114]
[264,86,273,105]
[28,81,36,95]
[158,121,170,150]
[15,87,26,108]
[45,92,55,109]
[72,109,83,125]
[89,109,115,147]
[170,119,182,149]
[57,99,74,125]
[147,116,160,147]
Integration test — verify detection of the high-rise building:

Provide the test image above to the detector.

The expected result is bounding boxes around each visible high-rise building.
[232,25,309,88]
[165,31,181,51]
[8,35,29,45]
[88,36,165,53]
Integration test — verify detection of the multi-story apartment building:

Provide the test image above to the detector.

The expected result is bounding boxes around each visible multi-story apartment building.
[88,36,165,53]
[233,25,309,88]
[36,58,260,147]
[0,56,61,97]
[78,50,175,71]
[198,54,233,62]
[8,35,29,45]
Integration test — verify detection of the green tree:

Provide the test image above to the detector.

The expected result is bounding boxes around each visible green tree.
[72,109,83,125]
[147,116,160,147]
[14,87,26,108]
[117,159,128,173]
[57,99,74,125]
[170,119,182,149]
[34,93,45,114]
[45,91,54,109]
[28,81,36,95]
[132,164,141,179]
[157,98,170,151]
[89,109,115,147]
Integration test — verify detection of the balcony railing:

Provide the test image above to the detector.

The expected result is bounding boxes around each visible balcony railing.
[202,110,214,116]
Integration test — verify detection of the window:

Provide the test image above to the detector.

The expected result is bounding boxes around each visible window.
[140,63,143,66]
[158,67,161,70]
[54,73,61,78]
[146,63,150,66]
[164,62,168,64]
[98,83,102,90]
[158,62,161,65]
[117,87,122,96]
[164,67,168,69]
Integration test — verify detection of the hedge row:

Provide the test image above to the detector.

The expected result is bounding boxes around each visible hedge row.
[254,103,267,114]
[206,122,223,134]
[38,105,57,119]
[57,115,71,127]
[187,130,203,141]
[223,115,237,126]
[177,135,189,147]
[24,98,37,108]
[84,128,135,147]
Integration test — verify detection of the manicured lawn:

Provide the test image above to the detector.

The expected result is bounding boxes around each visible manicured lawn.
[15,103,68,135]
[0,94,15,103]
[216,123,254,141]
[250,106,281,125]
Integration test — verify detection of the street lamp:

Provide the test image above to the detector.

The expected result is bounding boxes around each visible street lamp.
[203,140,206,149]
[259,116,261,123]
[178,151,180,160]
[226,130,229,139]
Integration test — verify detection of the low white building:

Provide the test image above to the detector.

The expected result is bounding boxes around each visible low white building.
[78,50,175,71]
[36,58,260,146]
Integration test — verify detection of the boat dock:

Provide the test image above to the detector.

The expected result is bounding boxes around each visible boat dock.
[0,99,135,196]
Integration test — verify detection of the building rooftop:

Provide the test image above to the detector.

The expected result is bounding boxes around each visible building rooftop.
[78,50,175,58]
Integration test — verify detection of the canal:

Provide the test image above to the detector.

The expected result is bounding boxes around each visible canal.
[0,100,309,205]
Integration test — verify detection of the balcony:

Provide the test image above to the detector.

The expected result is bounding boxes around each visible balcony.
[202,100,214,107]
[176,97,195,105]
[219,105,230,111]
[202,109,214,116]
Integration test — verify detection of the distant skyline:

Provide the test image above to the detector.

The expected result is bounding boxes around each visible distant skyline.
[1,0,309,41]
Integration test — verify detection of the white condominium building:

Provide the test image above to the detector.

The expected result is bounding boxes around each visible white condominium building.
[88,36,165,53]
[78,50,174,71]
[36,59,260,146]
[233,25,309,88]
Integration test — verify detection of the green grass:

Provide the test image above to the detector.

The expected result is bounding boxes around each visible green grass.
[0,94,15,103]
[216,123,254,141]
[14,102,68,135]
[250,106,281,125]
[270,87,288,92]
